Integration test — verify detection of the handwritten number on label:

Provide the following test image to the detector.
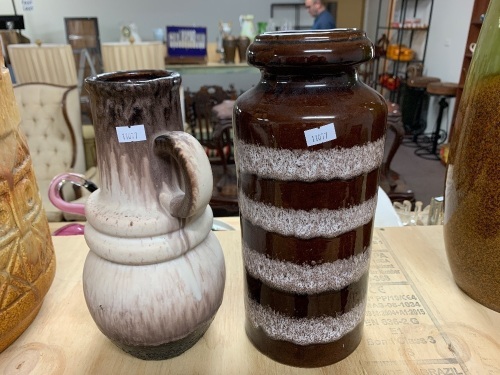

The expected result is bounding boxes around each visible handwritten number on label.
[304,123,337,147]
[116,125,147,143]
[121,132,138,141]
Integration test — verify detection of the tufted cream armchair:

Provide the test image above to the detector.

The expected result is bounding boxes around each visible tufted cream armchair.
[13,83,88,221]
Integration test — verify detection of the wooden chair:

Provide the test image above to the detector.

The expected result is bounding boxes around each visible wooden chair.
[184,85,237,172]
[184,85,239,216]
[13,83,89,221]
[8,42,97,167]
[379,101,416,205]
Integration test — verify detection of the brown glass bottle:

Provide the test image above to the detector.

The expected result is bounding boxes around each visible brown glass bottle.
[233,29,387,367]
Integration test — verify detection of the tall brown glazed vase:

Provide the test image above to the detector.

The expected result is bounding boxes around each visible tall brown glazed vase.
[233,30,387,367]
[0,51,56,352]
[443,1,500,312]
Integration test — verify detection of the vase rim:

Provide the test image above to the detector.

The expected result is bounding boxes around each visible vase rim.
[85,69,181,89]
[247,28,373,69]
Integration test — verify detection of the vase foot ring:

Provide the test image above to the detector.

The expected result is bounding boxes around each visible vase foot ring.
[112,318,214,361]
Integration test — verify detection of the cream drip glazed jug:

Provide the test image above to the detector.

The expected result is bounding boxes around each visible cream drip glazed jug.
[81,70,226,360]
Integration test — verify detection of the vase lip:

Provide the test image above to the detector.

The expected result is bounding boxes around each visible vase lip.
[84,69,182,91]
[247,28,373,69]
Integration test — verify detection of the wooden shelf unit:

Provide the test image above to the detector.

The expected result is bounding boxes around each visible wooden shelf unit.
[371,0,434,102]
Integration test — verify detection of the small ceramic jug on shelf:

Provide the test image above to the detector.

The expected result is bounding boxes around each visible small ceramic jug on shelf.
[82,70,226,360]
[239,14,256,40]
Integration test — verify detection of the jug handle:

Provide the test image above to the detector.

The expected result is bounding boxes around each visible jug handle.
[49,173,98,216]
[154,131,213,218]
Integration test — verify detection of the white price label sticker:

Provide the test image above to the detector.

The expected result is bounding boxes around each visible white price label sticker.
[304,123,337,147]
[22,0,34,11]
[116,125,147,143]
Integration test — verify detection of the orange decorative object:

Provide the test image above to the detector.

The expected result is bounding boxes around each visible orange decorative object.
[379,73,401,91]
[386,44,414,61]
[0,50,56,352]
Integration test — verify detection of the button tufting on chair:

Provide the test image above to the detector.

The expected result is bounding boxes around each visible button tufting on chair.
[14,83,88,222]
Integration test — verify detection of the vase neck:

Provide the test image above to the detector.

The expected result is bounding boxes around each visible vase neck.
[262,67,359,86]
[86,70,184,209]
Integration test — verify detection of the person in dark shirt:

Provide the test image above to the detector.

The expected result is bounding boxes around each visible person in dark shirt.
[305,0,336,29]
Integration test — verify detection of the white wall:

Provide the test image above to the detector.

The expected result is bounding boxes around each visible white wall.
[4,0,473,63]
[423,0,473,136]
[0,0,303,91]
[363,0,473,82]
[424,0,473,81]
[2,0,474,98]
[1,0,296,44]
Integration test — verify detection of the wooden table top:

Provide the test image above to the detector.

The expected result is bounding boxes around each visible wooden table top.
[0,225,498,374]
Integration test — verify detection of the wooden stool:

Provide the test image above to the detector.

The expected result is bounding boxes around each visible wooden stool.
[401,76,440,137]
[407,76,441,88]
[415,82,458,160]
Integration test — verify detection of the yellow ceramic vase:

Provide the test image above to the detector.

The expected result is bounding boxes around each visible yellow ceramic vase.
[0,52,56,352]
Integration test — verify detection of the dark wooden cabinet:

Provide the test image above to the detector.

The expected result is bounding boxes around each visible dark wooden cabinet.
[64,17,102,121]
[64,17,102,77]
[449,0,490,140]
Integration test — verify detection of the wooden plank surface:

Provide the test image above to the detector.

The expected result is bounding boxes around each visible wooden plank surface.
[0,226,498,374]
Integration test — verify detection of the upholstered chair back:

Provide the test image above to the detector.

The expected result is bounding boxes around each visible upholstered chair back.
[8,44,78,86]
[14,83,86,221]
[101,42,166,72]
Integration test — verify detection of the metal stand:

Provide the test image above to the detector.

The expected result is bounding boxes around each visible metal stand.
[414,96,449,160]
[75,48,98,93]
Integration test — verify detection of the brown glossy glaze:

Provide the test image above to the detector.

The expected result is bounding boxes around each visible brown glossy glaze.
[247,29,373,71]
[246,272,369,317]
[240,169,379,210]
[245,321,364,368]
[235,75,386,149]
[241,218,373,264]
[234,29,386,367]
